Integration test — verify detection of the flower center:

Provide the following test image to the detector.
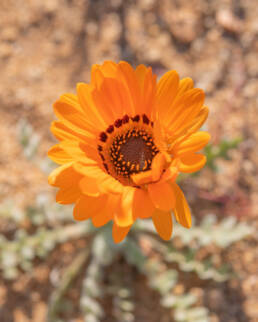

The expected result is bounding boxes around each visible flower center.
[110,128,158,178]
[97,114,159,183]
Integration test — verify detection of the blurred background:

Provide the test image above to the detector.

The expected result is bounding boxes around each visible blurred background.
[0,0,257,321]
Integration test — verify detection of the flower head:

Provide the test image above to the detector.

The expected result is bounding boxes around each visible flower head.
[48,61,210,243]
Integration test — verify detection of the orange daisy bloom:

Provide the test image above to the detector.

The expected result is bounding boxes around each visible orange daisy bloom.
[48,61,210,243]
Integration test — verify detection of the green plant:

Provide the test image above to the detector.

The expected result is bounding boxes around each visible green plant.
[204,138,242,171]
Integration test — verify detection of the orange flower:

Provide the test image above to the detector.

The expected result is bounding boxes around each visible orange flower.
[48,61,210,243]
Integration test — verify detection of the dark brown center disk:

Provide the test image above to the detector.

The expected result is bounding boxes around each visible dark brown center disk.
[109,128,159,178]
[120,137,152,170]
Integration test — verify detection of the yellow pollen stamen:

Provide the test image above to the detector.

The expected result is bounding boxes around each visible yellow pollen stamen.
[143,160,148,170]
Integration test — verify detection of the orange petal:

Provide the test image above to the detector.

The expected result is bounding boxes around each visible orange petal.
[171,183,191,228]
[135,64,149,91]
[48,145,72,164]
[131,170,153,185]
[143,69,157,117]
[59,93,82,110]
[91,68,105,89]
[59,140,99,164]
[49,163,82,204]
[166,88,205,133]
[118,61,141,115]
[177,77,194,97]
[50,121,95,146]
[99,174,126,195]
[92,211,112,227]
[148,181,175,211]
[156,70,179,119]
[76,82,108,129]
[79,142,101,162]
[91,195,118,227]
[135,64,156,117]
[48,163,82,187]
[56,186,81,204]
[153,119,168,152]
[169,106,209,142]
[74,163,124,194]
[59,141,97,164]
[183,106,209,134]
[152,209,173,240]
[132,189,155,219]
[178,153,207,173]
[160,165,178,183]
[112,223,131,243]
[79,176,100,197]
[114,187,134,227]
[151,152,167,181]
[174,131,210,156]
[53,99,96,136]
[93,77,134,120]
[73,195,107,221]
[92,61,118,82]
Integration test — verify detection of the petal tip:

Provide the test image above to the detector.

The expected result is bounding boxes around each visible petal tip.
[112,223,131,243]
